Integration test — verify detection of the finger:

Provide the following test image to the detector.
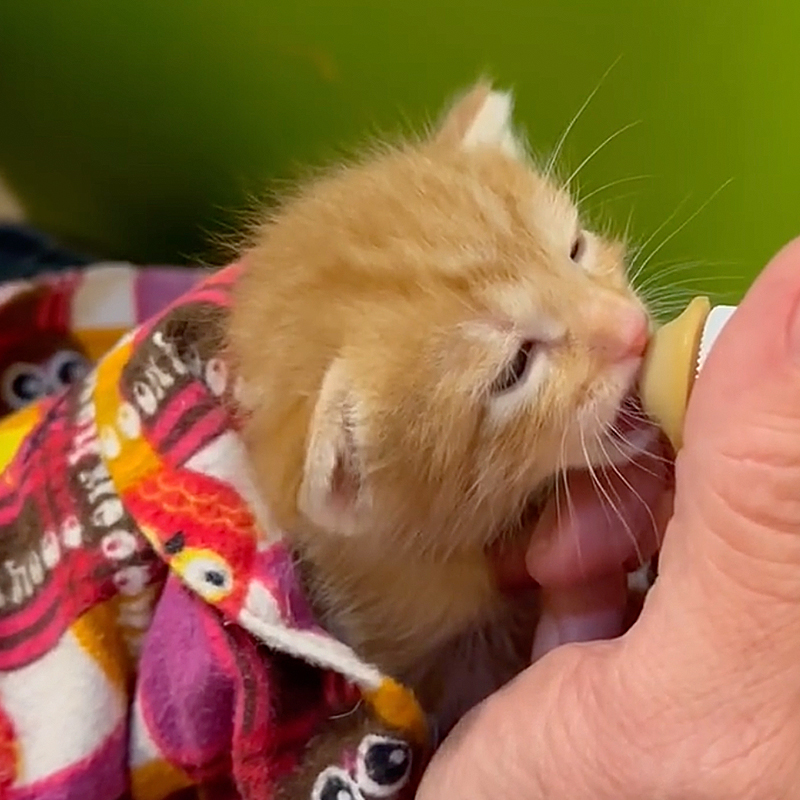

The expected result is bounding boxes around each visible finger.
[416,640,642,800]
[658,235,800,659]
[531,571,628,661]
[526,443,672,587]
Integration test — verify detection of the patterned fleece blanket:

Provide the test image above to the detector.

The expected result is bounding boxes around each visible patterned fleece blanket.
[0,264,426,800]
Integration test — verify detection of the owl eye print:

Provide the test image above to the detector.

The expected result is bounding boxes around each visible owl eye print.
[2,362,46,410]
[311,767,365,800]
[355,735,413,798]
[311,735,413,800]
[166,536,235,604]
[1,349,92,412]
[47,349,91,390]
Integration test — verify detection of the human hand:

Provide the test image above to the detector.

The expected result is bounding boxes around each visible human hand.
[417,237,800,799]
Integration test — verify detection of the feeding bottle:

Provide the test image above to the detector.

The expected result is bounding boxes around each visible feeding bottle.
[639,298,737,451]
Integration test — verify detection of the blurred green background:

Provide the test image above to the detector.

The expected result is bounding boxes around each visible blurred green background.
[1,0,798,307]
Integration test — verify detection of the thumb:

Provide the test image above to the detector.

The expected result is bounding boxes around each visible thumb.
[656,235,800,658]
[416,641,640,799]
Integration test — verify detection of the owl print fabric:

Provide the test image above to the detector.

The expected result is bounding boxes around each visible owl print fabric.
[0,262,204,416]
[0,265,426,800]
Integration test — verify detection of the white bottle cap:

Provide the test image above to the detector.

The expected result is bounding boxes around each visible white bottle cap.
[697,305,737,375]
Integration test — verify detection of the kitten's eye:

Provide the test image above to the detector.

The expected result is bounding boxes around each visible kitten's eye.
[491,340,537,395]
[570,232,586,263]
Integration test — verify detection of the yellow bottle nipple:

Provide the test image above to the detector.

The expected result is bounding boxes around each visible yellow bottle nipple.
[639,297,711,452]
[639,297,738,451]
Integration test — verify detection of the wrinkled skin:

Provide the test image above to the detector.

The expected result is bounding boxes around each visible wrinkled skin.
[418,236,800,799]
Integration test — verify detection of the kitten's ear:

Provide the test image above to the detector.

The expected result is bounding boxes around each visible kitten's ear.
[298,360,366,535]
[433,80,526,159]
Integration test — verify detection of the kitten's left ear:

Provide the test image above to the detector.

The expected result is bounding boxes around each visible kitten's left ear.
[298,359,367,536]
[433,80,526,159]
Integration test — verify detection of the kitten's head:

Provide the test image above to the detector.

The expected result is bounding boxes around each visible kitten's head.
[230,81,649,561]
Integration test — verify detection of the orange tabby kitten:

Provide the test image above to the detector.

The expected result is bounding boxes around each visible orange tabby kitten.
[228,81,648,742]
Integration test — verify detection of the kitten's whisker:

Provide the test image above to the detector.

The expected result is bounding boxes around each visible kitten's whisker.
[647,290,734,305]
[545,55,622,179]
[582,430,646,569]
[563,121,641,190]
[614,408,658,429]
[582,190,647,217]
[645,256,722,269]
[554,434,564,552]
[636,260,738,292]
[642,293,734,314]
[609,428,675,469]
[641,291,711,310]
[558,421,579,572]
[601,429,663,480]
[628,197,691,286]
[652,306,700,316]
[640,278,740,301]
[646,298,731,320]
[637,263,715,292]
[595,432,662,556]
[622,207,636,247]
[577,175,652,207]
[614,406,659,425]
[636,179,734,277]
[579,427,614,528]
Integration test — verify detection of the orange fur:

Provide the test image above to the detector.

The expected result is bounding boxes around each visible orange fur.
[227,83,648,710]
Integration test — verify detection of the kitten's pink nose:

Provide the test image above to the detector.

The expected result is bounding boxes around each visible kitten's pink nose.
[593,304,649,363]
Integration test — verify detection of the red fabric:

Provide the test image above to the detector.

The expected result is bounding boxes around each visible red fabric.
[0,703,16,792]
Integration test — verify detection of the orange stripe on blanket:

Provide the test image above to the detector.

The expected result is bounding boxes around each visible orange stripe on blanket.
[74,327,128,362]
[131,759,194,800]
[70,599,133,692]
[93,337,162,494]
[0,403,40,473]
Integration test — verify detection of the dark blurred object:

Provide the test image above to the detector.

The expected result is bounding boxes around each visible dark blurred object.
[0,223,90,280]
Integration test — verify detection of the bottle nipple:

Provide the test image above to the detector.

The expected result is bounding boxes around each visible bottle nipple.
[639,297,737,451]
